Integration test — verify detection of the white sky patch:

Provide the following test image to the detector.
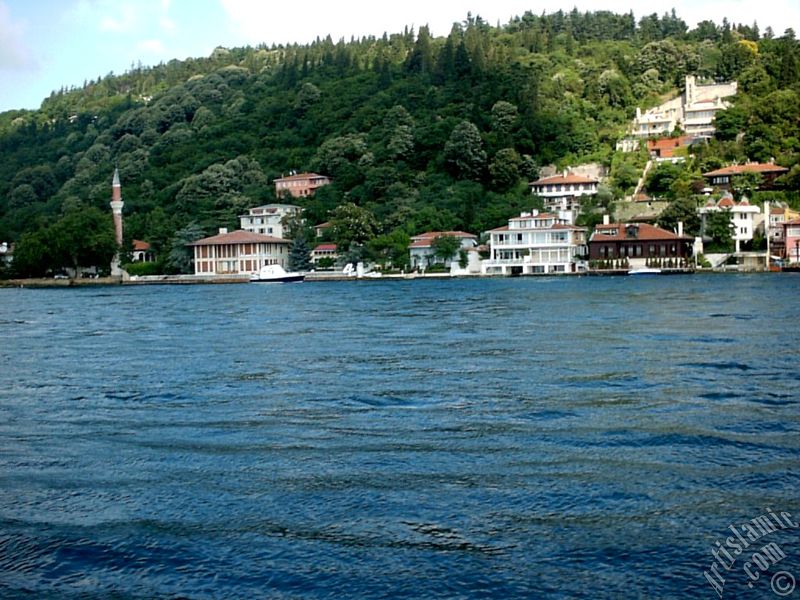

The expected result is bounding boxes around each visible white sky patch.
[99,3,139,32]
[0,0,36,71]
[160,16,176,33]
[138,39,166,54]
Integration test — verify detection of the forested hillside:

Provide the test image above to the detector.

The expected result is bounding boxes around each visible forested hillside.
[2,10,799,275]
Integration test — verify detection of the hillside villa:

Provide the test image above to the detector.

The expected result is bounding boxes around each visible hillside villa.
[529,171,599,223]
[240,204,302,239]
[628,75,737,140]
[702,162,788,192]
[274,172,331,198]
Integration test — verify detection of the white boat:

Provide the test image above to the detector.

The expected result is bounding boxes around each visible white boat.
[250,264,305,283]
[628,266,662,275]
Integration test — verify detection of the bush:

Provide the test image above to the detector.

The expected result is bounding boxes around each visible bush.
[426,263,447,273]
[124,261,162,276]
[316,257,335,270]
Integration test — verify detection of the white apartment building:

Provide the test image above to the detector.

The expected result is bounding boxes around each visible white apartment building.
[699,193,761,252]
[483,211,587,275]
[628,75,737,140]
[529,171,599,223]
[239,204,302,239]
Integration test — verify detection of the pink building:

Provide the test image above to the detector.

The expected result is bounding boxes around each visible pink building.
[784,219,800,264]
[274,172,331,198]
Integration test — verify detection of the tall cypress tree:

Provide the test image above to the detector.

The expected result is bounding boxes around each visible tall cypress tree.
[288,236,312,272]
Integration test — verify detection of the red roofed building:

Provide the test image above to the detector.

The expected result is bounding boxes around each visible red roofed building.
[408,231,477,270]
[768,205,800,256]
[530,171,599,222]
[188,228,290,275]
[703,162,788,191]
[483,210,587,275]
[311,243,338,266]
[131,239,155,263]
[274,172,331,198]
[646,136,693,160]
[589,221,692,265]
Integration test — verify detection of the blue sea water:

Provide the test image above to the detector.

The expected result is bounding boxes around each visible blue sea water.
[0,274,798,599]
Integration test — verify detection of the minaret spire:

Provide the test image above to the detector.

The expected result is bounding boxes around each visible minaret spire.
[110,168,124,276]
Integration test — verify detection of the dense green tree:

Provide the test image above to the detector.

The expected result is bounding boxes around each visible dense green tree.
[288,235,312,272]
[658,197,702,236]
[430,234,462,264]
[490,101,518,136]
[703,208,735,250]
[367,229,410,269]
[731,172,763,198]
[330,202,378,248]
[166,222,206,274]
[51,206,118,275]
[444,121,486,181]
[489,148,522,191]
[10,229,53,277]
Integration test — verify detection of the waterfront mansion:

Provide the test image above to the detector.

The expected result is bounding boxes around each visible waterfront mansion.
[482,211,587,275]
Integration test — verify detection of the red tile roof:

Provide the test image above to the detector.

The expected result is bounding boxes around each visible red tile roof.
[313,243,338,252]
[189,230,290,246]
[704,163,789,177]
[509,213,560,221]
[531,173,599,186]
[591,223,691,242]
[646,136,692,158]
[717,196,736,208]
[132,239,150,251]
[274,172,329,182]
[411,231,477,241]
[552,224,587,231]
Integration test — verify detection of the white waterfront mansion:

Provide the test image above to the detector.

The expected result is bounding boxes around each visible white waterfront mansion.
[482,211,587,275]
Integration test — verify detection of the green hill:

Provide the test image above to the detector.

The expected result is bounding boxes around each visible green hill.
[1,10,799,276]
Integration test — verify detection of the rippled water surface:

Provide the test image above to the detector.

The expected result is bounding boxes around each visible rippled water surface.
[1,275,798,599]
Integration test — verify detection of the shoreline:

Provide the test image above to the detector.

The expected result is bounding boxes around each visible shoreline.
[0,268,791,288]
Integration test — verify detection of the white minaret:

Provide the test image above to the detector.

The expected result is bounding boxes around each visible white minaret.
[110,168,124,276]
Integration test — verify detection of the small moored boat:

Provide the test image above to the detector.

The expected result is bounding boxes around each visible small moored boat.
[250,264,305,283]
[628,266,662,275]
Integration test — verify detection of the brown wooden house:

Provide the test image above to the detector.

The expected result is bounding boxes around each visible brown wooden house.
[702,162,788,192]
[589,222,693,262]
